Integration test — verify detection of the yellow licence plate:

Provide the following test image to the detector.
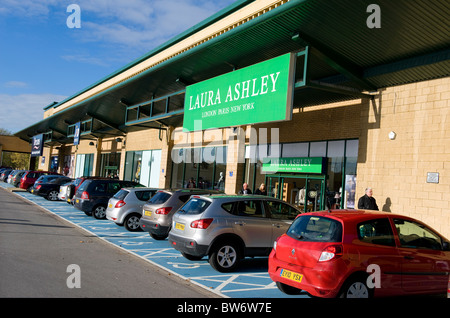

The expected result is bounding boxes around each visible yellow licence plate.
[144,210,152,216]
[175,223,185,231]
[280,269,303,283]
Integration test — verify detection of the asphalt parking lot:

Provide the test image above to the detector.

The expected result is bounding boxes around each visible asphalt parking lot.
[0,182,307,298]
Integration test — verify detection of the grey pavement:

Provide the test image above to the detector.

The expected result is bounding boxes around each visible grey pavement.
[0,187,217,298]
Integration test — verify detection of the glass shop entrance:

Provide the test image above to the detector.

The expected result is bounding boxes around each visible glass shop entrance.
[265,174,327,213]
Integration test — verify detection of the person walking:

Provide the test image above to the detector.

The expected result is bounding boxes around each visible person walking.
[357,187,379,210]
[255,183,267,195]
[238,183,252,194]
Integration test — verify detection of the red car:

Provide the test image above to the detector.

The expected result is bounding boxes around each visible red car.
[20,171,60,190]
[269,210,450,298]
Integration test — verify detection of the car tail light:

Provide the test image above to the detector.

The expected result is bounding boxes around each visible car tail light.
[155,207,172,215]
[190,218,213,229]
[36,185,41,190]
[318,245,343,262]
[81,191,90,200]
[115,200,126,208]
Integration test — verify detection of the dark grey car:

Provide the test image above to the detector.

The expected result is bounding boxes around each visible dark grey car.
[139,189,222,240]
[168,194,302,272]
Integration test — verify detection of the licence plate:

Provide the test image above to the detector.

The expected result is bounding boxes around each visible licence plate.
[280,269,303,283]
[108,203,112,208]
[144,210,152,216]
[175,222,185,231]
[76,199,79,203]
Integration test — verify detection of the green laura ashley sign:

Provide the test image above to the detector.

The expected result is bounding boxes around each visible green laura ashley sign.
[262,157,327,174]
[183,53,296,131]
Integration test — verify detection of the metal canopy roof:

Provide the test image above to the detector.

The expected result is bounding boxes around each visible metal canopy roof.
[15,0,450,145]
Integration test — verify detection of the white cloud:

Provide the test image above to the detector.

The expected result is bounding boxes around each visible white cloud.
[0,93,67,133]
[73,0,235,50]
[4,81,28,88]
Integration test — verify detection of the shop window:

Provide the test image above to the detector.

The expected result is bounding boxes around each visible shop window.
[244,139,359,210]
[170,146,227,190]
[74,154,94,178]
[309,141,326,157]
[100,152,121,178]
[124,150,161,187]
[282,142,309,157]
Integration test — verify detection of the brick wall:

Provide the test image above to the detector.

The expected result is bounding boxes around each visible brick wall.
[357,77,450,238]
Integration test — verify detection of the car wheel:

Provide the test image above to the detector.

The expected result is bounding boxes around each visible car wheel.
[93,205,107,219]
[124,213,142,232]
[209,241,242,272]
[276,282,302,295]
[46,190,59,201]
[339,276,372,298]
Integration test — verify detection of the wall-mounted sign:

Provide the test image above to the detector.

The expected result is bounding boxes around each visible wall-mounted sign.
[183,53,296,132]
[31,134,44,157]
[262,157,327,174]
[426,172,439,184]
[73,121,81,146]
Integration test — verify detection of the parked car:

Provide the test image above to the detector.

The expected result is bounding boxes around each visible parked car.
[268,210,450,298]
[66,176,108,204]
[9,170,28,187]
[58,180,74,201]
[0,169,12,182]
[6,170,19,184]
[72,179,144,219]
[168,194,302,272]
[140,189,223,240]
[20,171,60,190]
[106,187,160,231]
[31,177,73,200]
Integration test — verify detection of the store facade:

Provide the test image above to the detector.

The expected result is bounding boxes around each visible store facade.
[15,0,449,238]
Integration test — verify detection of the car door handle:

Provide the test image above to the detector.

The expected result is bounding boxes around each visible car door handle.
[272,224,282,228]
[235,221,246,226]
[404,255,414,260]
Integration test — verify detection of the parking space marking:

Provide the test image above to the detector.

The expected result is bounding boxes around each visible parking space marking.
[1,184,307,298]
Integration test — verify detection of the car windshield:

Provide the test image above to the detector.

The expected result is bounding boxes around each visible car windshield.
[287,215,342,242]
[178,198,211,215]
[148,191,171,204]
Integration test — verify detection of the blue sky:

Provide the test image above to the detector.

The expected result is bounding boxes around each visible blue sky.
[0,0,237,134]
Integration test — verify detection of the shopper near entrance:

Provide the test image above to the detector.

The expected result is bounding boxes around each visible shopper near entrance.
[358,187,379,210]
[255,183,267,196]
[238,183,252,194]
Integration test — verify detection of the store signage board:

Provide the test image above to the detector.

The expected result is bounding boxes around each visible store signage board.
[262,157,326,174]
[73,121,81,146]
[31,134,44,157]
[183,53,296,132]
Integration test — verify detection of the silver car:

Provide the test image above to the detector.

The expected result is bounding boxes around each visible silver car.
[168,194,302,272]
[58,180,74,201]
[139,189,222,240]
[106,187,159,231]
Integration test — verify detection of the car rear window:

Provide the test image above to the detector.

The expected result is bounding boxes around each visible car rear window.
[113,189,129,200]
[287,215,342,242]
[148,191,171,204]
[77,180,91,192]
[178,198,211,215]
[135,190,154,201]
